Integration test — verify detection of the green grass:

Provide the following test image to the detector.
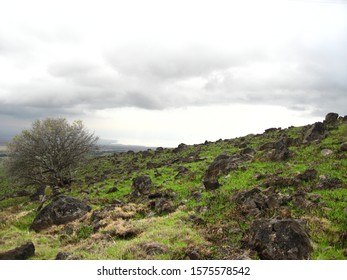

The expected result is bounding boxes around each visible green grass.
[0,118,346,259]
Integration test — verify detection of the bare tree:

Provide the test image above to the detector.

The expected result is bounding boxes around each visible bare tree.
[5,118,98,191]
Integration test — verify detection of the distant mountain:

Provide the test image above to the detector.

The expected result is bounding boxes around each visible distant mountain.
[97,139,156,153]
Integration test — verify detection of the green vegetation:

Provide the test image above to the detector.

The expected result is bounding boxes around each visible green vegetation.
[0,117,346,259]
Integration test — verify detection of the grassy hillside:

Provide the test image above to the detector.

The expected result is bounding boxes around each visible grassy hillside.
[0,115,346,260]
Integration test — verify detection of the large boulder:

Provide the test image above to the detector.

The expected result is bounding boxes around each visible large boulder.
[30,195,91,232]
[248,218,313,260]
[0,242,35,260]
[302,122,327,143]
[324,112,339,125]
[203,153,252,189]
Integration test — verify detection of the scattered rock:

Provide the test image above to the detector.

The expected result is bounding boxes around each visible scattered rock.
[107,186,118,194]
[268,138,292,161]
[141,242,167,255]
[0,241,35,260]
[55,252,74,260]
[302,122,327,143]
[153,198,175,214]
[131,175,152,196]
[185,246,202,260]
[339,143,347,152]
[315,177,344,190]
[321,149,333,156]
[175,166,190,179]
[324,112,339,125]
[248,218,313,260]
[259,142,275,151]
[231,187,281,217]
[291,192,313,209]
[172,143,187,153]
[30,195,91,232]
[240,147,256,155]
[203,179,221,191]
[265,127,281,133]
[297,168,318,182]
[261,175,300,188]
[203,153,252,189]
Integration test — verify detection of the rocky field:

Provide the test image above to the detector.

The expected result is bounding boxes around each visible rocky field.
[0,113,346,260]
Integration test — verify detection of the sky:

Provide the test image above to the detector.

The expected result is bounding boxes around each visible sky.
[0,0,346,147]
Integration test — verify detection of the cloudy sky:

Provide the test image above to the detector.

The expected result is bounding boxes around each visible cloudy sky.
[0,0,346,147]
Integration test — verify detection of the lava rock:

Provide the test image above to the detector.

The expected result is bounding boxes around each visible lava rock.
[30,195,91,232]
[339,143,347,152]
[131,175,152,196]
[0,241,35,260]
[324,112,339,125]
[297,168,318,182]
[248,218,313,260]
[302,122,327,143]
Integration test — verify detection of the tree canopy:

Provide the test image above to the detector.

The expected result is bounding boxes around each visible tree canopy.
[5,118,98,188]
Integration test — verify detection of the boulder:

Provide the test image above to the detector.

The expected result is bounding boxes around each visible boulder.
[203,153,252,189]
[302,122,327,143]
[268,138,291,161]
[315,177,344,190]
[324,112,339,125]
[231,187,281,217]
[55,252,73,260]
[339,143,347,152]
[297,168,318,182]
[248,218,313,260]
[30,195,91,232]
[203,179,221,191]
[131,175,152,196]
[0,242,35,260]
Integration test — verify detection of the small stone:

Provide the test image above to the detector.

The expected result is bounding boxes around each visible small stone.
[321,149,333,156]
[340,143,347,152]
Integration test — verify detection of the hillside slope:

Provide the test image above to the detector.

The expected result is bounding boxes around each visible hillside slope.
[0,113,346,260]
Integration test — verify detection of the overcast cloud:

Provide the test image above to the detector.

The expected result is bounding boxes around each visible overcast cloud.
[0,0,346,146]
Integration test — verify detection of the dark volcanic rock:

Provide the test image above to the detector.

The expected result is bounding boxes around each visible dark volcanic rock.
[107,186,118,194]
[261,175,300,188]
[324,112,339,125]
[203,153,252,189]
[297,168,318,182]
[268,138,292,161]
[203,179,221,191]
[141,242,167,255]
[302,122,327,143]
[131,175,152,196]
[340,142,347,152]
[0,241,35,260]
[55,252,73,260]
[30,195,91,232]
[315,177,344,190]
[248,218,313,260]
[231,187,281,217]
